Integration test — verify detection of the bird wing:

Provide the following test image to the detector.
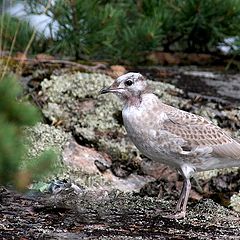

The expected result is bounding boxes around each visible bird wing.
[162,109,240,159]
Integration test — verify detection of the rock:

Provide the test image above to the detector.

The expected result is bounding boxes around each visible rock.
[13,52,27,61]
[20,71,240,232]
[231,193,240,212]
[62,140,155,192]
[141,158,177,180]
[147,52,181,65]
[40,72,185,165]
[187,53,212,64]
[39,71,240,183]
[25,123,154,193]
[109,65,127,77]
[62,140,111,175]
[2,187,240,239]
[35,53,55,61]
[24,122,71,161]
[36,71,240,195]
[140,159,203,201]
[146,52,216,65]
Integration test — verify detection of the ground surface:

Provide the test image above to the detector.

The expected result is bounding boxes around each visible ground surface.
[1,187,240,239]
[1,64,240,239]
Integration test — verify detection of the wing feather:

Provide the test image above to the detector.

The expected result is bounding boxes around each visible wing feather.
[161,109,240,159]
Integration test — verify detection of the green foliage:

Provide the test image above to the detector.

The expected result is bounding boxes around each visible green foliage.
[160,0,240,52]
[0,13,46,54]
[0,74,56,190]
[106,1,163,62]
[27,0,123,59]
[26,0,240,63]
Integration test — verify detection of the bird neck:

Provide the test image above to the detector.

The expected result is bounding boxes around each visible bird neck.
[124,94,142,108]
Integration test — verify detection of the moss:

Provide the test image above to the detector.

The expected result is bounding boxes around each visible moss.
[40,71,240,179]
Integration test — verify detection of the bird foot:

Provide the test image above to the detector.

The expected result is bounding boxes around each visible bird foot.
[162,211,186,219]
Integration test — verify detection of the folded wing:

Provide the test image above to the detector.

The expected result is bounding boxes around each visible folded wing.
[161,109,240,159]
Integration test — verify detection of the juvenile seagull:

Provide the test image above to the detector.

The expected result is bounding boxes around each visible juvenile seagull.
[100,72,240,219]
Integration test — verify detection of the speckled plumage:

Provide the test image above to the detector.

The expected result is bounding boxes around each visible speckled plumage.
[100,72,240,218]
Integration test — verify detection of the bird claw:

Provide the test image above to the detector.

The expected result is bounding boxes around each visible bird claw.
[162,211,186,219]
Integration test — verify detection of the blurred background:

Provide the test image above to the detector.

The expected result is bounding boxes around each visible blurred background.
[1,0,240,63]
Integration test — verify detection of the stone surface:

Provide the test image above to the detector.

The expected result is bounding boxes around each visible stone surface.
[25,123,154,192]
[2,187,240,239]
[39,72,240,181]
[40,72,185,165]
[62,140,155,192]
[29,71,239,209]
[230,192,240,212]
[24,122,71,161]
[63,140,111,175]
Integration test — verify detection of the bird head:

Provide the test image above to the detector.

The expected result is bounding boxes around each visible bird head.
[99,72,148,104]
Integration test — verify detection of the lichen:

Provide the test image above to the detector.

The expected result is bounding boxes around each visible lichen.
[40,72,186,163]
[24,123,110,189]
[24,122,71,161]
[230,192,240,212]
[40,71,240,180]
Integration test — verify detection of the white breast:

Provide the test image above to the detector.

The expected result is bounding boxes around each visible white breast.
[122,94,179,166]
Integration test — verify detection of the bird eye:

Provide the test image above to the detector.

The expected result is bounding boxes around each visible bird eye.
[125,80,133,86]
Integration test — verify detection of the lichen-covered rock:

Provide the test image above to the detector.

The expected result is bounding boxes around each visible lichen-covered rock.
[25,122,71,161]
[23,123,71,189]
[40,72,185,163]
[230,192,240,212]
[40,72,240,182]
[24,123,154,192]
[62,140,155,191]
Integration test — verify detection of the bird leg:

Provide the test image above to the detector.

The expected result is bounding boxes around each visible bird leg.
[174,177,191,218]
[162,177,191,219]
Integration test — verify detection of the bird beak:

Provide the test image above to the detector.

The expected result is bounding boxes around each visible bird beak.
[99,85,121,94]
[99,86,111,94]
[99,82,123,95]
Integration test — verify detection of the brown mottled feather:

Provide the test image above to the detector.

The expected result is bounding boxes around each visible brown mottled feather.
[162,107,240,159]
